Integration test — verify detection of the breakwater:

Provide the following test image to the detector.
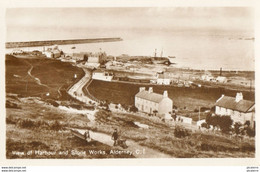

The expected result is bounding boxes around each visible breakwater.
[6,37,123,48]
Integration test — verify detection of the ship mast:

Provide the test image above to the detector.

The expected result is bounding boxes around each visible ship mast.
[161,48,163,57]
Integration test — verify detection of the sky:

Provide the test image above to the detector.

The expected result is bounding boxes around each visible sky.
[6,7,254,41]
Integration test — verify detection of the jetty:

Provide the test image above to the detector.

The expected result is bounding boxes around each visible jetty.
[6,37,123,48]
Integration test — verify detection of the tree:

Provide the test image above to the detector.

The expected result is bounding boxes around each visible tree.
[129,106,138,113]
[219,115,233,133]
[206,114,233,132]
[233,122,242,135]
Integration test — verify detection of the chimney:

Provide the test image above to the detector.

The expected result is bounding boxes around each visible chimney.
[148,87,153,93]
[235,92,243,102]
[139,87,145,92]
[163,91,168,98]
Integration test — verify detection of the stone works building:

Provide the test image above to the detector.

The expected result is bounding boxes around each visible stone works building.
[215,92,255,128]
[135,87,173,115]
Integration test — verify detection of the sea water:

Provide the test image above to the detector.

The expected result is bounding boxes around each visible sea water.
[6,29,254,71]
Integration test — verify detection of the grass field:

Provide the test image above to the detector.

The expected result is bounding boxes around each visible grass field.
[5,55,133,159]
[6,55,85,100]
[87,80,254,110]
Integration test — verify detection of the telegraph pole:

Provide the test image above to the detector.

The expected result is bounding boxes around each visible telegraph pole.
[199,106,200,121]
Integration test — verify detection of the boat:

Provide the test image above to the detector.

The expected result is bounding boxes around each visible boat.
[151,49,176,65]
[71,46,76,49]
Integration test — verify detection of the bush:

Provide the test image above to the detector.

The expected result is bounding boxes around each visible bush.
[246,128,255,137]
[201,122,209,129]
[46,99,59,107]
[200,107,210,112]
[18,119,37,129]
[194,109,199,113]
[219,116,233,133]
[6,116,17,124]
[206,114,233,133]
[174,126,191,138]
[129,106,138,113]
[233,122,242,135]
[50,120,63,131]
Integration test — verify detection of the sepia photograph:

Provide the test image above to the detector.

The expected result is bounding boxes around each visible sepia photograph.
[4,7,256,160]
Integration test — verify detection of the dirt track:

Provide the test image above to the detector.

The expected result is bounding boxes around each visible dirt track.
[76,129,172,158]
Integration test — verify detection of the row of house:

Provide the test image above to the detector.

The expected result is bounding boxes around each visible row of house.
[135,87,173,115]
[215,92,255,128]
[201,74,227,83]
[134,87,255,128]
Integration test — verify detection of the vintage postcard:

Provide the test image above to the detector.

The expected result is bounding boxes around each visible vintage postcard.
[1,0,259,166]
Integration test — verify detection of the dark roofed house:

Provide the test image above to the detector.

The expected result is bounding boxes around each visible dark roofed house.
[135,87,173,115]
[215,93,255,128]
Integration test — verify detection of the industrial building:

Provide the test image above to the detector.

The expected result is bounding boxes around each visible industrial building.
[42,45,61,58]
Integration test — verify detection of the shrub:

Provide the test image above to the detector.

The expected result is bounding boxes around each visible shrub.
[200,107,210,112]
[18,119,37,129]
[206,114,233,133]
[6,116,17,124]
[129,106,138,113]
[244,120,250,127]
[174,126,191,138]
[246,128,255,137]
[233,122,242,135]
[194,109,199,113]
[46,99,59,107]
[201,122,209,129]
[219,116,233,133]
[50,120,63,131]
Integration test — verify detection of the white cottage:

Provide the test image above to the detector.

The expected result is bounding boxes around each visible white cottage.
[156,73,171,85]
[135,87,173,115]
[215,93,255,128]
[92,69,113,81]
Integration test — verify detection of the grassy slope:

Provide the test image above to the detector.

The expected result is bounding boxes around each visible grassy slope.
[87,110,255,158]
[87,80,254,110]
[6,55,134,159]
[6,55,85,100]
[6,95,134,159]
[5,55,254,158]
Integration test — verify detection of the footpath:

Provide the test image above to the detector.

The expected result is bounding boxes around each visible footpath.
[75,129,172,158]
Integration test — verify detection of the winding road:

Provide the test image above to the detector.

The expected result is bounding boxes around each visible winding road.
[67,68,99,104]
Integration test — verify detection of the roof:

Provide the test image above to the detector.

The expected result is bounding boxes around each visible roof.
[135,90,164,103]
[93,69,105,73]
[216,76,227,80]
[215,96,254,113]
